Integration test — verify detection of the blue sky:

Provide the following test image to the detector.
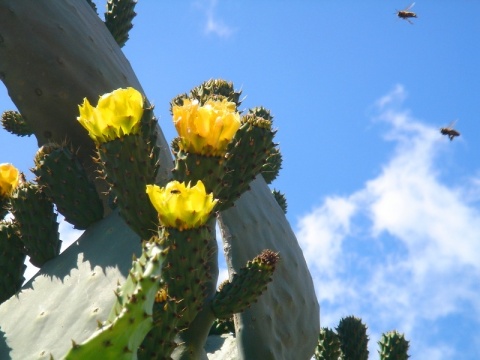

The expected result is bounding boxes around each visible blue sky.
[1,2,480,359]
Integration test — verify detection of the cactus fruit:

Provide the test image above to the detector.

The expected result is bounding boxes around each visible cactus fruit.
[104,0,137,48]
[0,221,26,303]
[1,110,33,137]
[64,236,167,360]
[9,181,61,267]
[211,249,279,319]
[336,316,369,360]
[315,327,343,360]
[378,330,410,360]
[33,143,103,230]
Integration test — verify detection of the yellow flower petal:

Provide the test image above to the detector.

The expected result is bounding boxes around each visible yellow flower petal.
[0,163,20,197]
[146,180,217,230]
[77,87,144,143]
[172,99,240,156]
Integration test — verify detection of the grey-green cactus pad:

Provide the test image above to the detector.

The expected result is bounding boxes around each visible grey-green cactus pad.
[0,210,141,360]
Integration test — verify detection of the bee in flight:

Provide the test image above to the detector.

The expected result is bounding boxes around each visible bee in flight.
[440,120,460,141]
[397,3,417,24]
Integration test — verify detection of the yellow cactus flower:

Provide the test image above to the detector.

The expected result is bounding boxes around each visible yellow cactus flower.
[173,98,240,156]
[0,163,20,197]
[146,180,217,230]
[77,87,144,143]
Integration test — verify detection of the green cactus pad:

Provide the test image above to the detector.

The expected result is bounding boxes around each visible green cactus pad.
[33,143,104,229]
[139,221,219,360]
[156,224,215,329]
[0,221,26,304]
[85,0,98,13]
[315,327,343,360]
[172,148,227,197]
[1,110,33,137]
[104,0,137,48]
[247,107,281,184]
[261,147,282,184]
[64,237,167,360]
[211,249,279,319]
[0,197,9,220]
[378,330,410,360]
[9,181,61,267]
[336,316,369,360]
[97,130,159,240]
[215,116,276,210]
[272,189,287,214]
[209,317,235,336]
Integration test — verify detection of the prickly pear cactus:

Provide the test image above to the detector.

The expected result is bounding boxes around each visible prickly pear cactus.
[378,331,410,360]
[0,1,319,359]
[315,328,343,360]
[336,316,369,360]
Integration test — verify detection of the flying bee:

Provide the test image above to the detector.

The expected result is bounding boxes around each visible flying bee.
[440,120,460,141]
[397,3,417,24]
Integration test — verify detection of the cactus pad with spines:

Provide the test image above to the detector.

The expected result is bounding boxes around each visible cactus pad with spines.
[104,0,137,48]
[315,327,343,360]
[209,316,235,336]
[64,236,166,360]
[33,143,104,230]
[272,189,287,214]
[1,110,33,137]
[215,115,277,210]
[160,224,217,328]
[0,221,26,304]
[211,249,279,319]
[189,79,243,108]
[336,316,369,360]
[171,149,227,200]
[9,181,61,267]
[378,330,410,360]
[97,125,159,239]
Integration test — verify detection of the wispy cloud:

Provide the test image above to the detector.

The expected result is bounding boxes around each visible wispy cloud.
[195,0,235,38]
[296,86,480,358]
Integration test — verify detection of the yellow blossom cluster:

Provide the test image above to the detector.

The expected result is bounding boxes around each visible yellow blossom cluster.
[146,180,217,230]
[77,87,144,143]
[172,98,240,156]
[0,163,20,197]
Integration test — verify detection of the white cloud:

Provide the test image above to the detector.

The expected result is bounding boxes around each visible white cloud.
[296,86,480,359]
[196,0,235,38]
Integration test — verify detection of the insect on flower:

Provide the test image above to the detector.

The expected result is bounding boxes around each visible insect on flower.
[397,3,417,24]
[440,120,460,141]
